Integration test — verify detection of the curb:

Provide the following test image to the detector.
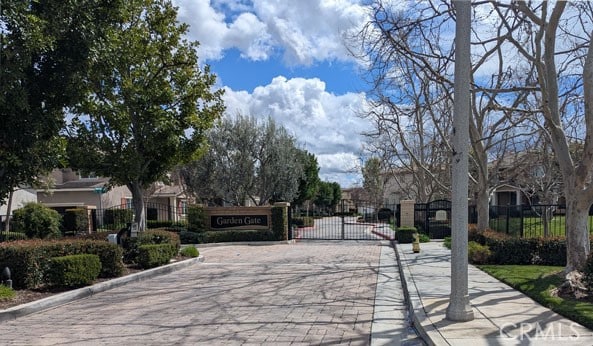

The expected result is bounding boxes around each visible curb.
[0,256,205,322]
[393,241,448,346]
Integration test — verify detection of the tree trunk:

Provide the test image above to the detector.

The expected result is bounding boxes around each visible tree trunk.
[4,189,13,233]
[476,184,490,232]
[565,195,590,272]
[127,182,146,232]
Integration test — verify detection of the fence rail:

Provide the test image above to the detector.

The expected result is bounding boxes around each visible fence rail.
[0,201,585,239]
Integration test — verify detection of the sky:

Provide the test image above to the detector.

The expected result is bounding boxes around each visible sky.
[173,0,373,188]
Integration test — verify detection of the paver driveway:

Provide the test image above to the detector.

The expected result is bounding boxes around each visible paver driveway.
[0,241,384,345]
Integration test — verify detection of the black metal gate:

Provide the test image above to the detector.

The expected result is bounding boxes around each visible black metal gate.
[414,199,451,239]
[291,199,398,240]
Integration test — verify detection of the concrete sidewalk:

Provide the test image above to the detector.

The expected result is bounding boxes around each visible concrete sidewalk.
[396,241,593,345]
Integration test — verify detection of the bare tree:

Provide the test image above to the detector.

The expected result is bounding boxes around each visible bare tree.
[488,1,593,272]
[354,1,539,231]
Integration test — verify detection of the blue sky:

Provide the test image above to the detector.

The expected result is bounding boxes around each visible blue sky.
[173,0,373,188]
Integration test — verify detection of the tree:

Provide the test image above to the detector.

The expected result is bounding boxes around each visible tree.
[66,0,224,231]
[362,157,384,206]
[0,0,124,203]
[180,115,304,206]
[293,149,321,208]
[492,1,593,272]
[314,181,341,214]
[355,1,537,230]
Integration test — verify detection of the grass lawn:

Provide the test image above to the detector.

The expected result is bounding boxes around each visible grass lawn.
[478,265,593,330]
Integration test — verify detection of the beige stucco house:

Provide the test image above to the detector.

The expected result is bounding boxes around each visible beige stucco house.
[37,169,189,226]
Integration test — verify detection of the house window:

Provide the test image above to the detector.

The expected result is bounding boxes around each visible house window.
[179,200,188,217]
[78,170,97,179]
[121,198,133,209]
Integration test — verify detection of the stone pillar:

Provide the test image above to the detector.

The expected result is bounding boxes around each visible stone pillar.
[400,200,416,228]
[273,202,290,240]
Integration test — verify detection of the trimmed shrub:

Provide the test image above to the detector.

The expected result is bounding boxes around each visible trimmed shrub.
[12,203,62,239]
[180,246,199,258]
[397,226,417,244]
[63,208,89,235]
[180,231,202,244]
[122,229,180,264]
[468,241,491,264]
[0,239,123,289]
[201,230,275,243]
[469,229,569,266]
[443,236,451,249]
[532,237,566,266]
[77,231,112,242]
[137,244,175,269]
[46,254,102,288]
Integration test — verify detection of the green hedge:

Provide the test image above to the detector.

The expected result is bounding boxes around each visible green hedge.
[63,208,89,235]
[47,254,102,288]
[122,229,179,264]
[470,229,570,266]
[201,230,275,243]
[0,239,124,289]
[397,226,417,244]
[180,231,202,244]
[137,244,175,269]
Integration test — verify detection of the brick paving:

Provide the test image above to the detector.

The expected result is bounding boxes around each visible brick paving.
[0,241,384,345]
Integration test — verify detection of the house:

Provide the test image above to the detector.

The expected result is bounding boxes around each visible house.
[0,187,38,230]
[37,168,190,226]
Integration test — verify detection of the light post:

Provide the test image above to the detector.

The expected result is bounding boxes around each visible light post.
[446,0,474,322]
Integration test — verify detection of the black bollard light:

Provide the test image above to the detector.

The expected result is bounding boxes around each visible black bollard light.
[1,267,12,289]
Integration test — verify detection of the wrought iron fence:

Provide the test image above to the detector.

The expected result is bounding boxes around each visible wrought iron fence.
[488,204,570,238]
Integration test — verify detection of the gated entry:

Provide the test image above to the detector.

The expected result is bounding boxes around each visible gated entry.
[292,199,398,240]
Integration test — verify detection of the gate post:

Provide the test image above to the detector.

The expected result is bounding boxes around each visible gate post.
[400,200,416,228]
[341,199,345,240]
[272,202,290,241]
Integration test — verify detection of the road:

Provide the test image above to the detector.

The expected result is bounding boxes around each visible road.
[0,242,399,345]
[294,216,388,240]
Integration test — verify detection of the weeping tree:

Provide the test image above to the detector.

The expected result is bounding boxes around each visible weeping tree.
[66,0,224,231]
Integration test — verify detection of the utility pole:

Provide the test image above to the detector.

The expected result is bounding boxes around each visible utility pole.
[446,0,475,322]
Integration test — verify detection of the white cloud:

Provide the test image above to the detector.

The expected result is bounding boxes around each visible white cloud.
[174,0,368,65]
[222,76,369,187]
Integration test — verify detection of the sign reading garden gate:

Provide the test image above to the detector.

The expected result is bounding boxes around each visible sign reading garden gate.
[206,206,271,231]
[211,215,269,229]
